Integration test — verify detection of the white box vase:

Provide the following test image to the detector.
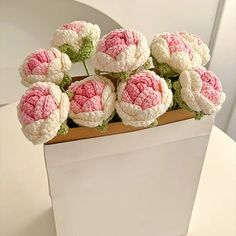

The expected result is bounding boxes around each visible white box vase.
[44,110,214,236]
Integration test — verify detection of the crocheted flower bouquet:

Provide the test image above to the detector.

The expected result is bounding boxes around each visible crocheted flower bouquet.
[17,21,225,144]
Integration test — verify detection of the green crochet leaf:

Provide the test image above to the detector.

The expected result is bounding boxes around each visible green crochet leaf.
[109,71,130,82]
[58,122,69,135]
[65,90,73,99]
[95,69,101,75]
[96,111,116,132]
[166,78,172,89]
[148,119,158,128]
[151,56,178,78]
[59,37,94,63]
[194,111,205,120]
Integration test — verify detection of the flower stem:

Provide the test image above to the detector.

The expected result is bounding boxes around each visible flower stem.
[82,61,90,76]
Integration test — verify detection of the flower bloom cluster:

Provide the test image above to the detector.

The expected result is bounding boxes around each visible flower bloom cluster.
[17,22,225,144]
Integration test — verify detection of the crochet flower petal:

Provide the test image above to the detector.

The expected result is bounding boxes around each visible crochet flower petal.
[177,32,210,66]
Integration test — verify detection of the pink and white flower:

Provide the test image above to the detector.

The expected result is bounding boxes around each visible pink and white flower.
[151,32,202,73]
[17,82,69,144]
[179,67,225,114]
[19,48,71,87]
[177,32,210,66]
[93,29,150,73]
[51,21,100,62]
[116,70,172,127]
[68,75,116,127]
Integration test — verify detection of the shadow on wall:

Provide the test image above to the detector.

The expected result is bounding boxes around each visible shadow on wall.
[0,0,121,104]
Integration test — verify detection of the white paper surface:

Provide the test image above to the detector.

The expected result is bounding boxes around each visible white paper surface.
[44,115,214,236]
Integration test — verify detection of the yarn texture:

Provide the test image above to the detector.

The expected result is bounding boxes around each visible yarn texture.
[116,70,172,127]
[51,21,100,63]
[151,32,202,74]
[92,29,150,73]
[177,32,210,66]
[68,75,116,127]
[19,48,71,87]
[176,67,225,115]
[17,82,70,144]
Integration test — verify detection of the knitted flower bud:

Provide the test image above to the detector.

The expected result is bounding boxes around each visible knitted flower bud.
[177,32,210,66]
[17,82,70,144]
[68,75,116,128]
[116,70,172,127]
[92,29,150,74]
[150,32,201,76]
[51,21,100,63]
[19,48,71,87]
[174,67,225,118]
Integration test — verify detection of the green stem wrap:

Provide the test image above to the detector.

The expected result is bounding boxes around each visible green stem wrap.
[82,60,90,76]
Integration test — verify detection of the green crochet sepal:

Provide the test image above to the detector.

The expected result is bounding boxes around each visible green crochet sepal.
[95,59,151,83]
[108,71,130,82]
[193,111,205,120]
[148,119,158,128]
[141,58,153,70]
[58,122,69,135]
[152,56,178,79]
[95,69,101,75]
[59,37,94,63]
[96,111,116,132]
[166,78,172,89]
[65,90,74,99]
[59,74,72,91]
[173,81,205,120]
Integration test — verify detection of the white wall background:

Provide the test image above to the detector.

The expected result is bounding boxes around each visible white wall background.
[209,0,236,140]
[0,0,235,139]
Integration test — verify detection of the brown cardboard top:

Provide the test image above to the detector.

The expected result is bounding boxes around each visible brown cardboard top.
[46,109,193,145]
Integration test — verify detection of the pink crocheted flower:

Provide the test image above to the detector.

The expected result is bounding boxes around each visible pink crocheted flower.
[179,67,225,114]
[68,75,116,127]
[51,21,101,63]
[116,70,172,127]
[151,32,201,74]
[93,29,150,73]
[177,32,210,66]
[18,82,69,144]
[19,48,71,87]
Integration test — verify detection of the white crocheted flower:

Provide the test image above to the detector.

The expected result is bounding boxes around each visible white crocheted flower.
[116,70,172,127]
[68,75,116,127]
[92,29,150,73]
[17,82,70,144]
[51,21,100,63]
[177,32,210,66]
[19,48,71,87]
[178,67,225,115]
[151,32,202,74]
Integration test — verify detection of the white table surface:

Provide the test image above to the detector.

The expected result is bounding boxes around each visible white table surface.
[0,102,235,236]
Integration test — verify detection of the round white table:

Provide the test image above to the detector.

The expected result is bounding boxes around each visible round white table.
[0,102,235,236]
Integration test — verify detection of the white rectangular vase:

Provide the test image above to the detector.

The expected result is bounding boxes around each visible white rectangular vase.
[44,115,214,236]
